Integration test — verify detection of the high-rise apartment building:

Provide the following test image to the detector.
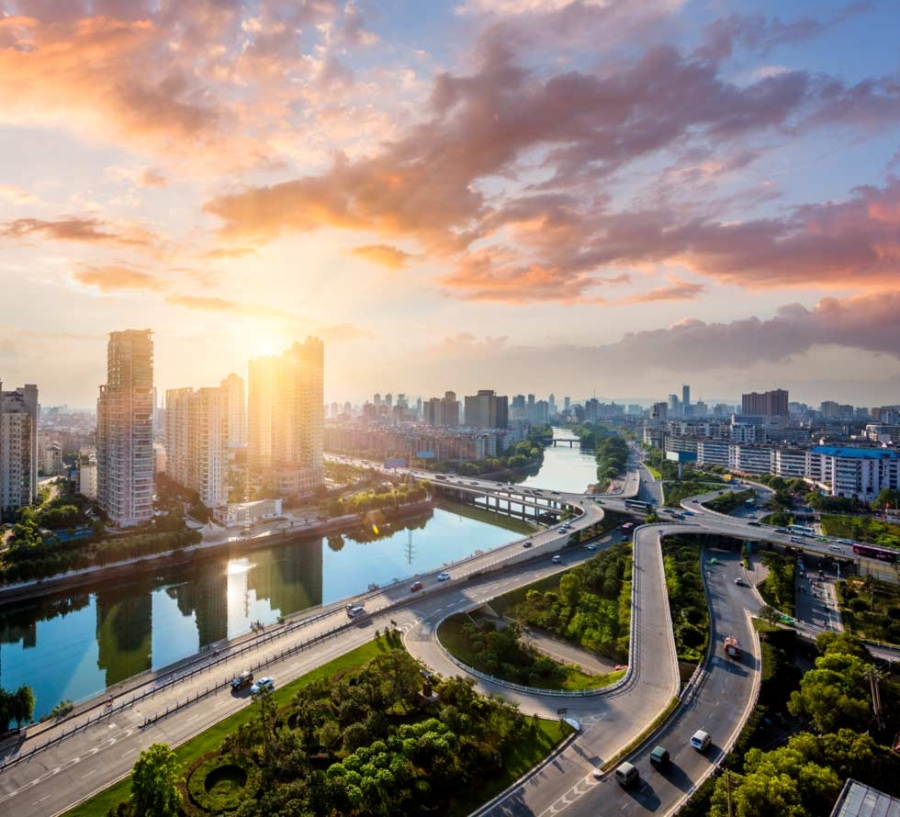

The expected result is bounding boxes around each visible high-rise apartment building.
[97,330,154,527]
[464,390,508,429]
[423,391,460,427]
[0,381,39,517]
[248,338,324,498]
[742,389,789,419]
[220,373,247,448]
[682,384,691,409]
[165,387,229,508]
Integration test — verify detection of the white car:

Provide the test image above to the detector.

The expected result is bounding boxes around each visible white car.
[437,572,451,581]
[250,677,274,695]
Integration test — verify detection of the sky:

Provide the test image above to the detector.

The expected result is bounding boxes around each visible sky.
[1,0,900,409]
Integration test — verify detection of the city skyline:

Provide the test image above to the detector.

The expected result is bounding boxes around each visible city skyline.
[2,1,900,406]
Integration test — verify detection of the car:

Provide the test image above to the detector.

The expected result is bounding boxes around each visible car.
[586,544,597,551]
[437,572,451,581]
[775,527,789,533]
[522,540,533,548]
[551,554,562,564]
[690,730,711,752]
[250,677,274,695]
[734,577,748,586]
[816,536,829,542]
[558,527,567,533]
[230,670,254,691]
[614,761,639,787]
[410,581,423,592]
[346,605,366,618]
[747,521,761,527]
[649,746,671,769]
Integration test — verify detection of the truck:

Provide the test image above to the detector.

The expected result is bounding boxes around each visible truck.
[724,636,741,659]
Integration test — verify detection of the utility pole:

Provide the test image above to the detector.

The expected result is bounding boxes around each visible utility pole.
[725,770,734,817]
[869,665,883,731]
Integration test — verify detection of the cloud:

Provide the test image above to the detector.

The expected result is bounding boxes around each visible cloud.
[0,216,159,248]
[618,277,705,304]
[350,244,414,270]
[71,264,167,293]
[165,294,296,321]
[200,246,258,260]
[317,323,376,342]
[0,184,39,204]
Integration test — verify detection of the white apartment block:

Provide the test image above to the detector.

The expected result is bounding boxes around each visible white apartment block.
[165,386,228,508]
[729,445,774,475]
[43,442,63,476]
[809,447,900,502]
[0,382,38,517]
[97,330,155,527]
[773,449,807,479]
[221,373,247,448]
[79,458,98,499]
[248,338,324,499]
[696,440,730,468]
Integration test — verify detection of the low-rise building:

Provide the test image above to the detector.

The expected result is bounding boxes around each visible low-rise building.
[218,498,283,527]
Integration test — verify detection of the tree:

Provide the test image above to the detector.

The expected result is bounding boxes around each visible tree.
[10,686,35,729]
[759,605,781,626]
[130,743,183,817]
[873,489,900,510]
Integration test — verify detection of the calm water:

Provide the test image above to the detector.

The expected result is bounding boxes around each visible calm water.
[519,429,599,493]
[0,507,518,719]
[0,437,590,720]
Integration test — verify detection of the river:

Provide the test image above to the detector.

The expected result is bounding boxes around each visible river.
[0,432,594,720]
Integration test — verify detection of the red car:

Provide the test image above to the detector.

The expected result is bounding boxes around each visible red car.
[410,581,423,592]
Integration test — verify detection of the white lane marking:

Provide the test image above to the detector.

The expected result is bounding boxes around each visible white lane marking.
[80,769,97,779]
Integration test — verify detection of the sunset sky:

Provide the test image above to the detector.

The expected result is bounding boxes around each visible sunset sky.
[2,0,900,408]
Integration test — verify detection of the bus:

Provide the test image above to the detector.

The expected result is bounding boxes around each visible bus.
[787,524,814,537]
[624,500,653,512]
[852,543,899,563]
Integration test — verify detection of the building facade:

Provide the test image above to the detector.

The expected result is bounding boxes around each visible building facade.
[741,389,789,419]
[97,330,155,527]
[248,338,324,498]
[221,373,247,448]
[0,381,39,517]
[165,386,228,508]
[463,390,509,429]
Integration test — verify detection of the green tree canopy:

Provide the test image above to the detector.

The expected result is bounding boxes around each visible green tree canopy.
[130,743,183,817]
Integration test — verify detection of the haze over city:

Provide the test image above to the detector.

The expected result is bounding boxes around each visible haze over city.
[2,0,899,406]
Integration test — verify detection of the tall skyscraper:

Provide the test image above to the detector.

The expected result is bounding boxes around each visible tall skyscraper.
[0,381,39,517]
[165,386,228,508]
[464,390,508,429]
[682,384,691,409]
[97,329,154,527]
[220,373,247,448]
[248,338,324,498]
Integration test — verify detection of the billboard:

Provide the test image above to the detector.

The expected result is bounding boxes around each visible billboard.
[384,458,407,469]
[416,450,436,459]
[666,451,697,463]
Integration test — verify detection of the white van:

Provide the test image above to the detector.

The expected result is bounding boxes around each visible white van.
[346,605,366,619]
[614,761,639,787]
[690,730,711,752]
[551,554,562,564]
[827,544,844,553]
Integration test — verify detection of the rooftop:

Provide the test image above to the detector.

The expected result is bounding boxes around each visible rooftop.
[813,446,900,461]
[831,779,900,817]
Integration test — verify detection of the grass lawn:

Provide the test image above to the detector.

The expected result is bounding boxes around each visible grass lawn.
[821,514,900,548]
[437,613,624,691]
[644,464,662,479]
[449,717,570,817]
[835,577,900,643]
[63,641,384,817]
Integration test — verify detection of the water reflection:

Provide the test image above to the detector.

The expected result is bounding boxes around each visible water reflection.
[0,507,516,719]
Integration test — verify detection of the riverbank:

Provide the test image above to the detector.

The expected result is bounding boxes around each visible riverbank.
[0,499,434,607]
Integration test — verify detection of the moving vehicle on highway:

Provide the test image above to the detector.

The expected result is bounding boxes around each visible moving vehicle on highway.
[437,571,451,581]
[690,730,711,752]
[551,554,562,564]
[649,746,671,769]
[620,522,634,532]
[410,581,424,592]
[614,761,640,787]
[250,677,274,695]
[724,636,741,658]
[787,524,814,537]
[852,542,899,562]
[230,670,253,691]
[346,604,366,618]
[624,499,652,511]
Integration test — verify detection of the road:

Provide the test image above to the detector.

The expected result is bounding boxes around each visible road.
[0,457,796,817]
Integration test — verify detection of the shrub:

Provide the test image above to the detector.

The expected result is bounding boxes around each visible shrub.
[185,753,260,814]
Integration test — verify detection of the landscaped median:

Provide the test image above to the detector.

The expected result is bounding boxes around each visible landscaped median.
[64,634,570,817]
[436,543,632,693]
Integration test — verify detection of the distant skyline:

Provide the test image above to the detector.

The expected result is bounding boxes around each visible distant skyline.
[3,1,900,407]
